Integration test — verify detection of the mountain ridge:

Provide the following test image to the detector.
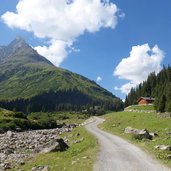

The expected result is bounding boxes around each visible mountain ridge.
[0,36,53,65]
[0,37,123,113]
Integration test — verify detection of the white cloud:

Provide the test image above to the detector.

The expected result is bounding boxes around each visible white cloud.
[34,40,69,66]
[114,44,164,94]
[2,0,120,66]
[114,82,137,94]
[96,76,102,82]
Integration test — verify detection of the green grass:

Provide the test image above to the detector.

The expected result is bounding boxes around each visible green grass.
[0,107,31,131]
[14,126,98,171]
[0,108,90,131]
[100,111,171,167]
[126,104,155,111]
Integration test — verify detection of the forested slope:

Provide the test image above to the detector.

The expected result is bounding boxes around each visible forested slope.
[125,66,171,112]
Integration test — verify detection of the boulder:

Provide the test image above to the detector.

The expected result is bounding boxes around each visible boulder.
[0,162,11,170]
[138,129,153,140]
[166,132,171,135]
[6,131,14,138]
[124,127,140,134]
[124,127,152,140]
[31,166,49,171]
[68,124,77,129]
[149,132,158,137]
[154,145,171,151]
[167,154,171,159]
[41,138,68,153]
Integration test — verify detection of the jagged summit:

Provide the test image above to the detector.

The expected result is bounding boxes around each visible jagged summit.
[12,36,25,43]
[0,36,28,62]
[8,36,27,48]
[14,36,25,42]
[0,36,53,65]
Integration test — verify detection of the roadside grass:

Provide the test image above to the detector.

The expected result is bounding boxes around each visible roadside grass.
[99,111,171,167]
[14,126,98,171]
[126,104,155,111]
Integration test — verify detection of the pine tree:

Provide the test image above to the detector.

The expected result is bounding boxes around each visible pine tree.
[125,66,171,112]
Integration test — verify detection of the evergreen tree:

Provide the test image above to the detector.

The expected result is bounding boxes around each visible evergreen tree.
[125,66,171,112]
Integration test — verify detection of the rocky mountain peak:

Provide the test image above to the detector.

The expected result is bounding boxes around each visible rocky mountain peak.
[0,36,53,65]
[12,36,25,43]
[8,36,29,50]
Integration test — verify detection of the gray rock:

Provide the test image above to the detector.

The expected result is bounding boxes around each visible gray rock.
[124,127,152,140]
[0,127,72,170]
[154,145,171,151]
[149,132,158,137]
[41,139,68,153]
[41,166,49,171]
[167,154,171,159]
[3,162,11,170]
[166,132,171,135]
[124,127,140,134]
[31,166,49,171]
[138,129,152,140]
[6,131,14,138]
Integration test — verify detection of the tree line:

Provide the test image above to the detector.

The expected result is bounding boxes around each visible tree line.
[0,89,124,114]
[125,66,171,112]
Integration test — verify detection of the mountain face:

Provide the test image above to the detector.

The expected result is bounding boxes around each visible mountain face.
[0,37,123,113]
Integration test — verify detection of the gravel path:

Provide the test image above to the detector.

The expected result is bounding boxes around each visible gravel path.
[85,117,170,171]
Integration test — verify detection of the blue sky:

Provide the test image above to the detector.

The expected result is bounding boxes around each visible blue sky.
[0,0,171,100]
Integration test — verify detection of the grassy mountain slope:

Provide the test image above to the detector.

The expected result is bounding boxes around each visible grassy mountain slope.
[0,37,123,113]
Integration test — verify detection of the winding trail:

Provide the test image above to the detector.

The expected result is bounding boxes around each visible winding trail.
[85,117,170,171]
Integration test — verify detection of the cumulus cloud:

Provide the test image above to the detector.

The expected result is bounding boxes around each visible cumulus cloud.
[2,0,120,66]
[96,76,102,82]
[34,40,69,66]
[114,83,137,94]
[114,44,164,94]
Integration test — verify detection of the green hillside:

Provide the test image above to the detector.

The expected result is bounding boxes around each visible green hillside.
[0,37,123,113]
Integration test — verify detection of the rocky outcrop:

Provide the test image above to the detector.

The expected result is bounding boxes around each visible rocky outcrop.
[167,154,171,159]
[154,145,171,151]
[124,127,153,140]
[40,138,68,153]
[149,132,158,137]
[0,127,72,170]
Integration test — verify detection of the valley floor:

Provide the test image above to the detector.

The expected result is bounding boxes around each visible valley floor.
[3,110,171,171]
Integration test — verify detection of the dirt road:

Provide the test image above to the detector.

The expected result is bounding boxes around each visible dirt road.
[85,117,170,171]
